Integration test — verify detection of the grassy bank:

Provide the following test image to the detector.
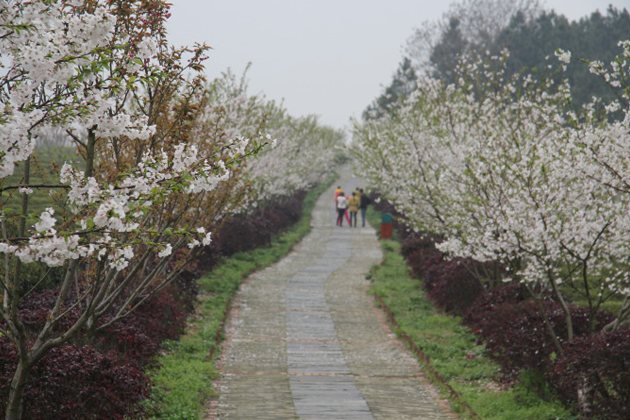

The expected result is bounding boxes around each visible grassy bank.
[146,176,334,420]
[366,210,575,420]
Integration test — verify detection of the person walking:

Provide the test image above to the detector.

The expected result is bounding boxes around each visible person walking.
[359,188,371,227]
[344,193,352,225]
[336,192,348,226]
[348,191,360,227]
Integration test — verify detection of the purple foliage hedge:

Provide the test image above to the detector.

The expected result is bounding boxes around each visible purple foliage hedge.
[466,299,614,381]
[0,339,149,420]
[400,232,442,282]
[549,326,630,420]
[426,258,486,316]
[213,192,305,257]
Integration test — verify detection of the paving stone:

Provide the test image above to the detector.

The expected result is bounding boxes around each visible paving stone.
[231,308,285,340]
[288,341,350,375]
[326,292,374,313]
[340,340,419,377]
[218,375,295,420]
[290,376,373,420]
[286,292,329,311]
[355,377,452,420]
[223,340,286,373]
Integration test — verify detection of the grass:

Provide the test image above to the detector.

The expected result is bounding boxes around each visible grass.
[365,209,575,420]
[1,146,81,217]
[145,174,335,420]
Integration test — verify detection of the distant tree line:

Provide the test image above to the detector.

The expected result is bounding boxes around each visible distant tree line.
[364,1,630,119]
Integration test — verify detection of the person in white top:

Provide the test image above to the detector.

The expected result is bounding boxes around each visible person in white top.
[336,192,348,226]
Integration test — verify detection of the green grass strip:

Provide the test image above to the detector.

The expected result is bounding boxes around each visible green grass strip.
[146,175,336,420]
[366,210,575,420]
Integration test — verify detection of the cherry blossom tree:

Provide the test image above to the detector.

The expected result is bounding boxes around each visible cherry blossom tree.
[0,2,265,419]
[558,41,630,330]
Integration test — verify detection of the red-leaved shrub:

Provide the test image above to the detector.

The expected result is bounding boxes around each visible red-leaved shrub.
[464,282,526,328]
[471,299,614,381]
[18,289,80,333]
[549,326,630,419]
[421,254,450,292]
[0,336,16,404]
[0,338,149,420]
[428,259,485,315]
[96,288,189,367]
[217,192,305,256]
[400,233,436,258]
[400,233,442,280]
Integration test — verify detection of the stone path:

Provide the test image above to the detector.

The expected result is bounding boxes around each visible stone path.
[207,168,455,420]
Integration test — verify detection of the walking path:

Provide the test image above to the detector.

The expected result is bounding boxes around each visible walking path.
[207,167,454,420]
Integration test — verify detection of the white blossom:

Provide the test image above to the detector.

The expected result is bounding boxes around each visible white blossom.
[158,243,173,258]
[555,49,571,64]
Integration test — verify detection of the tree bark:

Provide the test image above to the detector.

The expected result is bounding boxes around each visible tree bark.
[577,373,595,419]
[5,358,32,420]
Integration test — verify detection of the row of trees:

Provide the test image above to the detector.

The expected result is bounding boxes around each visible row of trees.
[0,1,343,419]
[352,36,630,412]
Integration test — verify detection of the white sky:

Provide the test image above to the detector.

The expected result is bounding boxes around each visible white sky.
[166,1,630,132]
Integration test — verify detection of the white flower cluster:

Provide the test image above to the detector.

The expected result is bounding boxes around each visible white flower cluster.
[4,140,226,270]
[187,227,212,249]
[0,1,159,181]
[12,208,83,267]
[555,48,571,64]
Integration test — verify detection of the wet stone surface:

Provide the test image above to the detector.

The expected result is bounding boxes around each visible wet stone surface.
[210,167,455,420]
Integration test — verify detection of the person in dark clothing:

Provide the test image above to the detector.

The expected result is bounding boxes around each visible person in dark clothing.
[359,188,371,227]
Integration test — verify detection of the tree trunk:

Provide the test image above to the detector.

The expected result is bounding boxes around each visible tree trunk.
[577,373,595,419]
[85,127,96,178]
[5,358,32,420]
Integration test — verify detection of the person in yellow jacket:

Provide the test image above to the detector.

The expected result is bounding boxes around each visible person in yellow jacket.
[347,191,360,227]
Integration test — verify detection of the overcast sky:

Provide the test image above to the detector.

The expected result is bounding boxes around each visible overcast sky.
[166,1,629,132]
